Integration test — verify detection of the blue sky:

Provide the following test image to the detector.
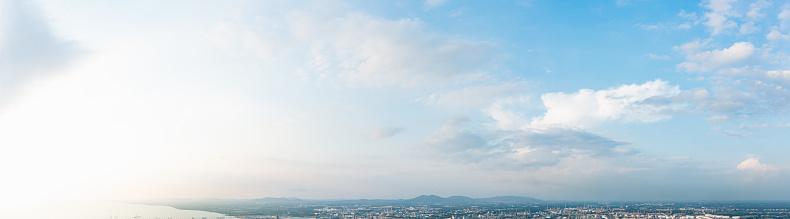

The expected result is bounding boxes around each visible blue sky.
[1,0,790,204]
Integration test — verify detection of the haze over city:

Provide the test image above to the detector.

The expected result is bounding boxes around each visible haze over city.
[1,0,790,208]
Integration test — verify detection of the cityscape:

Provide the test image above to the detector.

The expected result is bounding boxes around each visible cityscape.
[137,196,790,219]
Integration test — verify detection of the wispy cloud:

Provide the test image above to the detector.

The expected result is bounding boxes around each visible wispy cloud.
[424,0,449,9]
[0,0,81,105]
[702,0,738,35]
[369,127,405,139]
[647,53,670,60]
[419,116,632,170]
[420,82,530,108]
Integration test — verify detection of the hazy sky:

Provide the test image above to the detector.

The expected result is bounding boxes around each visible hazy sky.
[1,0,790,205]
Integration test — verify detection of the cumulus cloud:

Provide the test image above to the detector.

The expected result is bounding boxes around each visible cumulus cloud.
[417,80,667,170]
[702,0,738,35]
[368,127,404,139]
[670,3,790,118]
[766,29,790,41]
[677,42,755,72]
[0,0,80,101]
[528,79,684,129]
[737,157,775,171]
[746,0,770,20]
[780,8,790,28]
[766,70,790,86]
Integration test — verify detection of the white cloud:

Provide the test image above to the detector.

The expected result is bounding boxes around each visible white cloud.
[652,2,790,122]
[746,0,770,20]
[675,10,701,29]
[677,42,755,72]
[702,0,738,35]
[678,10,699,20]
[674,38,707,54]
[779,8,790,28]
[692,88,710,100]
[766,29,789,41]
[529,79,683,129]
[766,70,790,86]
[737,157,775,171]
[485,96,531,130]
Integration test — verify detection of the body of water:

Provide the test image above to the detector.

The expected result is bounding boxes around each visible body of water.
[1,200,237,219]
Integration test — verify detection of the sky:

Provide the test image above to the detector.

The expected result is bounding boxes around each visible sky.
[1,0,790,205]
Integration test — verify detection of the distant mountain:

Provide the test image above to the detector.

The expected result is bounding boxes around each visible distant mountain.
[407,195,446,203]
[405,195,539,204]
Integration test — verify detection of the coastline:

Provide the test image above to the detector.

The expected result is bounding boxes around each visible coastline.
[1,200,237,219]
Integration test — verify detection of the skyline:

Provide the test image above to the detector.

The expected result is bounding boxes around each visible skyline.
[1,0,790,206]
